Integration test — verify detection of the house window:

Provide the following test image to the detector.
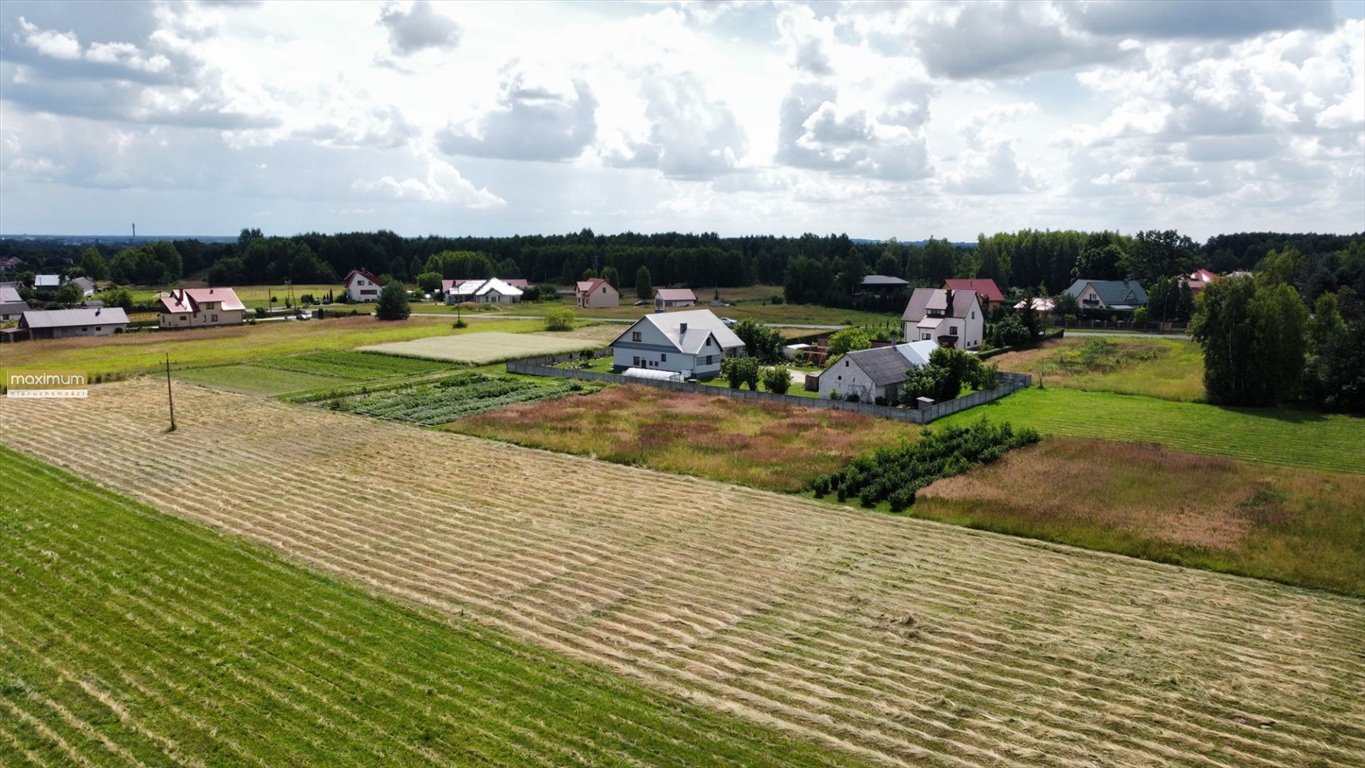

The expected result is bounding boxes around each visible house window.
[180,315,188,321]
[921,333,929,340]
[632,331,642,342]
[81,327,88,332]
[950,326,958,335]
[95,327,101,332]
[706,355,713,365]
[971,311,976,319]
[211,314,218,322]
[661,353,667,361]
[633,356,640,366]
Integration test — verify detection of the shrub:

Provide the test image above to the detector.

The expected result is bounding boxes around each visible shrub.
[254,307,268,318]
[761,365,792,394]
[770,295,784,305]
[845,392,860,402]
[300,293,315,305]
[544,307,574,331]
[827,327,872,358]
[722,356,760,390]
[452,319,468,329]
[375,279,411,321]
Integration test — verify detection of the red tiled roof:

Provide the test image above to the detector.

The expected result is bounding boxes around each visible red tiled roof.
[576,278,608,294]
[343,269,382,287]
[158,287,245,314]
[943,279,1004,302]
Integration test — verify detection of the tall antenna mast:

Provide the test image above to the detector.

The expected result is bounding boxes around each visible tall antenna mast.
[132,223,137,239]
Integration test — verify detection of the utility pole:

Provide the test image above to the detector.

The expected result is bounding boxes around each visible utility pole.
[164,353,176,432]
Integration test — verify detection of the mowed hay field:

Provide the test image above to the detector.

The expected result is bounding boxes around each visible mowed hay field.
[4,381,1364,767]
[0,447,863,768]
[359,330,607,364]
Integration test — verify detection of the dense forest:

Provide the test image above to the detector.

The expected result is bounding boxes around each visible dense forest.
[3,229,1361,309]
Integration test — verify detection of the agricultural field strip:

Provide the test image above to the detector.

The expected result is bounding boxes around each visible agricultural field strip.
[943,389,1364,476]
[3,382,1363,767]
[5,392,1359,763]
[358,331,605,364]
[1,452,863,768]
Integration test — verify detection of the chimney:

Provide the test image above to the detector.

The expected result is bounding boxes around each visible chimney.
[944,289,954,315]
[679,322,688,335]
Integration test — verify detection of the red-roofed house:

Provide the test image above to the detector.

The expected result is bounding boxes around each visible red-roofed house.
[1183,269,1218,297]
[342,269,383,302]
[576,278,619,308]
[943,279,1005,310]
[653,287,697,311]
[158,287,246,328]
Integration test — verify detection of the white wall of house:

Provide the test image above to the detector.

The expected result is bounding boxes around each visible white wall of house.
[159,306,244,328]
[578,284,619,308]
[611,319,728,378]
[817,357,886,401]
[42,323,125,339]
[903,295,984,351]
[345,276,380,302]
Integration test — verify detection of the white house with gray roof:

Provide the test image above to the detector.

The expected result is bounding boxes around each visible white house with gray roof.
[610,309,743,379]
[817,341,938,403]
[902,288,984,351]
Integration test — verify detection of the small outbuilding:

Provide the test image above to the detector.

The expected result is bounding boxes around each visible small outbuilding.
[19,307,129,340]
[576,277,619,308]
[653,287,697,311]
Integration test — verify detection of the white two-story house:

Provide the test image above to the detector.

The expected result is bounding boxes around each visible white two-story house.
[610,309,744,379]
[342,269,383,302]
[901,288,984,350]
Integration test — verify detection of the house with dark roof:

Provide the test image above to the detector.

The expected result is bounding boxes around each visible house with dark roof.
[858,275,910,294]
[610,309,743,379]
[943,278,1004,309]
[653,287,697,310]
[158,288,246,328]
[576,277,619,308]
[816,341,938,403]
[1,284,30,321]
[1065,279,1148,312]
[901,288,984,350]
[19,307,129,339]
[342,269,383,302]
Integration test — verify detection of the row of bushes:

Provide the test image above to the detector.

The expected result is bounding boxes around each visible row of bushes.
[810,420,1040,512]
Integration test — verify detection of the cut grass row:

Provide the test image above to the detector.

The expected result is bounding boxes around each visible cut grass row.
[5,382,1363,767]
[940,386,1364,475]
[0,445,866,768]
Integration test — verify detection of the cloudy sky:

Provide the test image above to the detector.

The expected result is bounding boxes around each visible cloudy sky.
[1,0,1362,241]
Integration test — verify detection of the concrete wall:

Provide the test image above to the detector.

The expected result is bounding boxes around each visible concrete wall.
[510,355,1031,424]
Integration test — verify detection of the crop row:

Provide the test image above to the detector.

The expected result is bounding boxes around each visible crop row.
[325,374,589,425]
[3,382,1363,768]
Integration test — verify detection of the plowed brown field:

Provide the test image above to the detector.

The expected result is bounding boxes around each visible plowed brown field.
[3,379,1363,767]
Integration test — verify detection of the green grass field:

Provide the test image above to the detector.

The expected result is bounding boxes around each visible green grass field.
[941,387,1365,474]
[991,337,1205,401]
[0,316,541,380]
[0,446,865,767]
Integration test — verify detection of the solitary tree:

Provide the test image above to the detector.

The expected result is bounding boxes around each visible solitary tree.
[375,278,411,321]
[635,265,653,299]
[826,327,872,358]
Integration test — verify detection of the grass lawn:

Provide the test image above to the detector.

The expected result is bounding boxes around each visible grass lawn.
[991,336,1205,401]
[0,316,540,380]
[361,330,606,364]
[0,446,865,768]
[939,386,1365,475]
[450,384,920,492]
[915,437,1365,596]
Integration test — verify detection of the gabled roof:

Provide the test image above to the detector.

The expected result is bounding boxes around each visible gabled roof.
[343,268,381,287]
[902,288,979,322]
[654,287,697,302]
[576,278,614,294]
[35,274,61,287]
[71,276,96,292]
[158,287,246,314]
[447,277,524,298]
[840,346,914,387]
[613,309,743,353]
[0,285,23,304]
[943,278,1004,303]
[1065,279,1148,307]
[895,340,938,368]
[20,307,129,329]
[502,279,530,288]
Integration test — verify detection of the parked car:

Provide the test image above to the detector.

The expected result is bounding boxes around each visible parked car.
[720,316,737,327]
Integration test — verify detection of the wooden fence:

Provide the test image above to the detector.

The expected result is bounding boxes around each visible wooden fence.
[508,355,1031,424]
